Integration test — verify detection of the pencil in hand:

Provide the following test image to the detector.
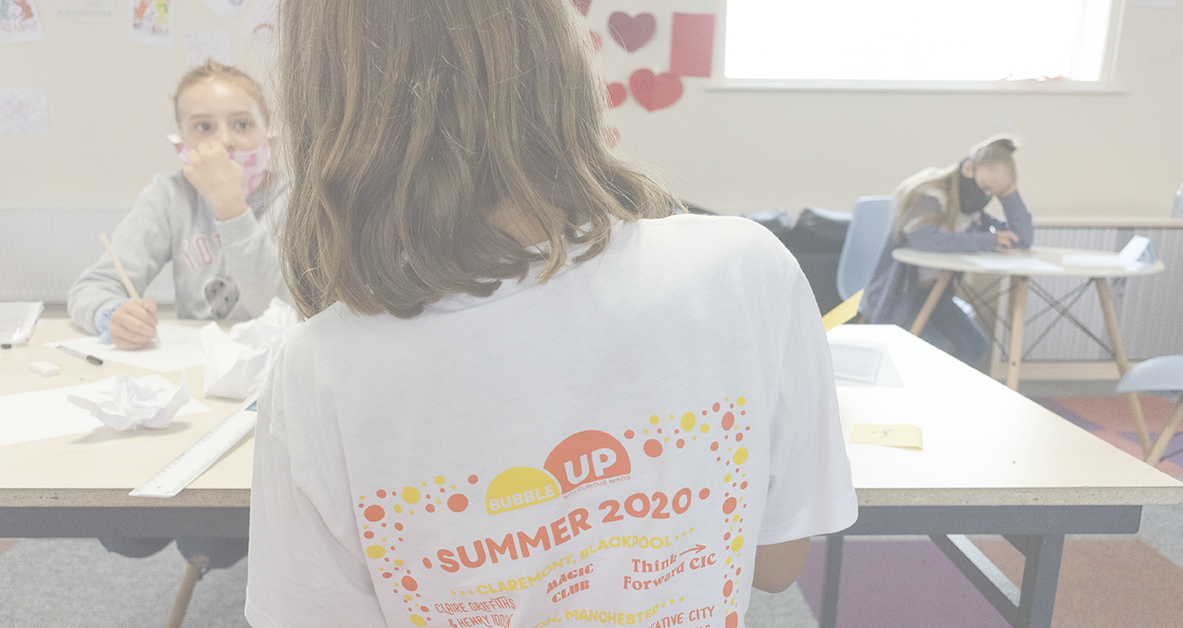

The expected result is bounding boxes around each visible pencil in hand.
[99,233,159,346]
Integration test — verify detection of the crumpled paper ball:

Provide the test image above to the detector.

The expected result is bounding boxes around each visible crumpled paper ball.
[67,372,191,431]
[202,297,299,400]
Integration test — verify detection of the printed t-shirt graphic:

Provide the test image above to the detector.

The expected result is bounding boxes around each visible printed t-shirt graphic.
[355,397,758,628]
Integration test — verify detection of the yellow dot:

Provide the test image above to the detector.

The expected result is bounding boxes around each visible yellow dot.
[407,595,414,601]
[644,430,649,434]
[669,414,674,420]
[411,614,427,627]
[421,481,427,487]
[410,510,415,515]
[366,545,386,559]
[664,437,669,442]
[680,412,696,431]
[731,535,745,552]
[394,559,405,566]
[699,424,710,433]
[435,476,445,485]
[362,525,368,529]
[724,474,732,483]
[725,556,732,564]
[436,499,441,504]
[733,514,740,522]
[393,505,403,513]
[451,485,457,489]
[359,496,365,500]
[381,537,387,542]
[733,447,749,465]
[650,415,660,425]
[737,397,746,406]
[402,487,421,504]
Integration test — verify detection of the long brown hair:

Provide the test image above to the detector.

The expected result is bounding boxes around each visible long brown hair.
[277,0,678,319]
[891,136,1018,240]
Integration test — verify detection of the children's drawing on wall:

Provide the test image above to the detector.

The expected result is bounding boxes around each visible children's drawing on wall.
[607,11,655,52]
[0,87,50,134]
[199,0,245,21]
[128,0,173,48]
[54,0,114,22]
[0,0,45,44]
[186,30,232,68]
[239,0,276,58]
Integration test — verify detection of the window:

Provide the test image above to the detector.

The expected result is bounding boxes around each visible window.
[724,0,1116,86]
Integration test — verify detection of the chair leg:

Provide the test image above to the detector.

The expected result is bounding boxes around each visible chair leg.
[166,561,206,628]
[1145,399,1183,468]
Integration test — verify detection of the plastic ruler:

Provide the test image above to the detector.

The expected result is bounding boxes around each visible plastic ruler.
[129,396,258,498]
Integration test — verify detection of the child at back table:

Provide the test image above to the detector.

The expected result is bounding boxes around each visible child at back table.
[244,1,858,626]
[68,59,290,351]
[861,136,1034,367]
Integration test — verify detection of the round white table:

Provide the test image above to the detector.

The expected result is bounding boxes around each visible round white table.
[892,245,1165,458]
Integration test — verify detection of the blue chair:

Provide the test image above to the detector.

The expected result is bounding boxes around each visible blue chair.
[1116,355,1183,466]
[836,196,893,301]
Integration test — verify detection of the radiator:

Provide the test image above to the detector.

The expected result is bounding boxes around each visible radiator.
[0,201,176,304]
[978,225,1183,362]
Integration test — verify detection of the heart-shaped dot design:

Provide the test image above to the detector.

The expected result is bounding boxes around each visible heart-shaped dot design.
[606,82,627,108]
[608,12,656,53]
[628,69,683,112]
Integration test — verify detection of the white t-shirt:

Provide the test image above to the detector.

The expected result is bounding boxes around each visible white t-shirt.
[245,214,858,628]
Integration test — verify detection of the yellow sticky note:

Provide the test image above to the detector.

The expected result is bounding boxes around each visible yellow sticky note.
[850,424,923,450]
[822,290,863,331]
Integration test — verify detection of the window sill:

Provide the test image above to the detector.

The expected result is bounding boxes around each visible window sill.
[707,78,1125,95]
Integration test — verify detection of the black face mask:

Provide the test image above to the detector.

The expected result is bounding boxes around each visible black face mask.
[958,160,992,214]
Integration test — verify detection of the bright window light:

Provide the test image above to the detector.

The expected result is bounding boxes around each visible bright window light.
[725,0,1114,83]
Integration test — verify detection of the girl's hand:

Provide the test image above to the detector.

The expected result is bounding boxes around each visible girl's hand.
[996,230,1021,249]
[183,142,249,221]
[110,299,158,350]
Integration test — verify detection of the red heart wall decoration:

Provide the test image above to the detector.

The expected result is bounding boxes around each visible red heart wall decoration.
[572,0,591,16]
[608,12,656,53]
[606,82,627,108]
[628,69,683,112]
[589,30,602,53]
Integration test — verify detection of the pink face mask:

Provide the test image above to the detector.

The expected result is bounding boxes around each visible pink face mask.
[170,136,272,199]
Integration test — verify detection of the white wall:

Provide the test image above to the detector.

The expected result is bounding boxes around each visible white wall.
[2,0,1182,220]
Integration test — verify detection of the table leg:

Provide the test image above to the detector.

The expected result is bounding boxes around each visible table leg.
[1146,401,1183,467]
[910,271,953,337]
[1013,534,1065,628]
[1006,276,1030,390]
[1094,278,1152,456]
[818,535,845,628]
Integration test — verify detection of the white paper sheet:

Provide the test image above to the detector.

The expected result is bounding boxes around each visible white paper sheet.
[54,0,114,21]
[0,0,45,44]
[0,88,50,134]
[49,323,205,372]
[962,255,1063,272]
[829,339,904,387]
[186,30,232,68]
[0,377,208,447]
[198,0,244,20]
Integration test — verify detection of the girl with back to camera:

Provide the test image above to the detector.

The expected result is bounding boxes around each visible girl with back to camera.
[68,59,289,351]
[245,1,857,626]
[861,136,1034,368]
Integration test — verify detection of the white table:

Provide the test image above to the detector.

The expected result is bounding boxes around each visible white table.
[892,246,1165,458]
[4,322,1182,628]
[823,324,1182,628]
[0,319,251,538]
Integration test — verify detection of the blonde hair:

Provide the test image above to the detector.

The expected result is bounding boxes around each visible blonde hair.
[891,135,1018,239]
[277,0,679,320]
[172,59,271,127]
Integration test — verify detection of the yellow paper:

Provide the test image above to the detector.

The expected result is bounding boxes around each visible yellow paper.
[850,423,923,450]
[822,290,863,331]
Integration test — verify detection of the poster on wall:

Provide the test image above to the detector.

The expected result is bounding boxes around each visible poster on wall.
[0,88,51,134]
[0,0,46,45]
[199,0,244,21]
[128,0,173,48]
[54,0,114,22]
[239,0,276,58]
[187,30,232,68]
